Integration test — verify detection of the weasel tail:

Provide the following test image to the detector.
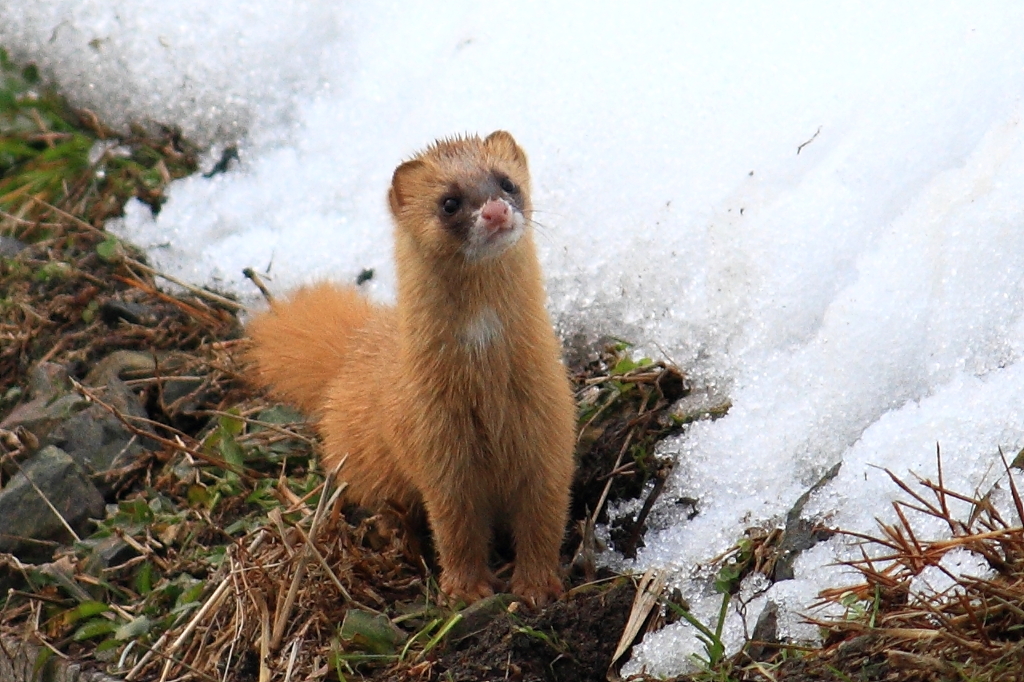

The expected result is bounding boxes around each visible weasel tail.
[247,283,387,416]
[247,131,576,608]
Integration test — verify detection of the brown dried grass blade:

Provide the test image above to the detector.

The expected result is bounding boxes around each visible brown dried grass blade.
[608,568,666,681]
[999,446,1024,526]
[113,274,223,327]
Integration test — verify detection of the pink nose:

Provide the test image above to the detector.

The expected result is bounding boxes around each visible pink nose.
[481,199,511,229]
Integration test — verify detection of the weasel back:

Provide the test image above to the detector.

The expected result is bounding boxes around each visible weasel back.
[247,283,390,415]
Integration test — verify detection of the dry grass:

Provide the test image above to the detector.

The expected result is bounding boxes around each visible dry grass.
[801,451,1024,681]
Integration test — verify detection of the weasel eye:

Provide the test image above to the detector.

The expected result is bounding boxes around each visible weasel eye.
[500,177,517,193]
[441,197,461,215]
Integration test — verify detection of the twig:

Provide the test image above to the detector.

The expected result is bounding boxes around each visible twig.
[935,444,954,533]
[248,588,271,682]
[270,524,309,651]
[28,196,105,236]
[796,125,822,154]
[150,573,233,682]
[621,462,672,559]
[998,446,1024,525]
[68,377,260,482]
[270,469,346,649]
[222,553,247,682]
[121,636,220,682]
[588,429,635,533]
[0,209,63,228]
[124,256,245,312]
[115,271,225,327]
[200,409,315,445]
[283,633,303,682]
[243,267,274,303]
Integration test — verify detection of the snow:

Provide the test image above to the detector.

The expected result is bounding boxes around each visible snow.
[909,548,995,604]
[4,1,1024,676]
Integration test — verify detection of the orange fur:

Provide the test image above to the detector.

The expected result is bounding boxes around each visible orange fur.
[247,132,576,607]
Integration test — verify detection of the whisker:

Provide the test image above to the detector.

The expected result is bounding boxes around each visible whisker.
[526,217,552,233]
[525,207,557,239]
[526,219,559,247]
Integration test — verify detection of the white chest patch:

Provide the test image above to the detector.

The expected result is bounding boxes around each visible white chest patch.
[459,307,503,352]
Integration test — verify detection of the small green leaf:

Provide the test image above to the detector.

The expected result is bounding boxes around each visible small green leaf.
[68,600,112,622]
[32,261,70,282]
[256,405,304,425]
[218,410,245,437]
[32,647,54,678]
[714,562,741,594]
[135,562,153,595]
[612,357,639,374]
[339,609,407,655]
[176,581,205,609]
[81,299,99,323]
[21,63,39,84]
[74,618,117,641]
[96,236,121,262]
[219,436,245,468]
[224,517,256,535]
[187,484,212,507]
[115,615,152,640]
[95,637,123,653]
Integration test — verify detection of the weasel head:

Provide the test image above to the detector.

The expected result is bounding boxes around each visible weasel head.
[388,131,532,263]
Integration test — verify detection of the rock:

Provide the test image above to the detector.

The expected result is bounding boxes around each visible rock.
[46,374,153,490]
[0,235,28,257]
[76,535,138,573]
[99,298,158,327]
[82,349,159,386]
[2,354,159,495]
[668,386,731,424]
[0,363,88,444]
[85,349,202,414]
[1,633,122,682]
[772,461,842,582]
[745,600,780,661]
[0,445,105,563]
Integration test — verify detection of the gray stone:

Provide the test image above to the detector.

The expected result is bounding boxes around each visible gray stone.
[668,386,732,424]
[0,445,105,563]
[0,235,28,257]
[98,299,158,327]
[772,460,842,582]
[745,600,779,661]
[46,376,152,488]
[1,633,122,682]
[82,350,159,387]
[0,364,89,446]
[2,355,158,494]
[76,535,138,573]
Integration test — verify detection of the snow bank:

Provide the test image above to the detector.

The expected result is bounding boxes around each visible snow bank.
[4,1,1023,675]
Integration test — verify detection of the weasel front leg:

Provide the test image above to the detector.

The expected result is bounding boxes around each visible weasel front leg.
[509,478,569,608]
[424,488,497,604]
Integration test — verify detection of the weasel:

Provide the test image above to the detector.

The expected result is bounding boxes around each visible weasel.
[247,131,576,607]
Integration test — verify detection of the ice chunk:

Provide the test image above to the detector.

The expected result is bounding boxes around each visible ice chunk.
[909,549,995,604]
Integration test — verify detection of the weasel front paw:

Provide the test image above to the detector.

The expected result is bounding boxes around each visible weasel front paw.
[440,572,497,606]
[510,570,563,609]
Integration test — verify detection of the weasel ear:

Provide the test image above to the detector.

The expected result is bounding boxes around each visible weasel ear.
[389,158,426,214]
[484,130,527,166]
